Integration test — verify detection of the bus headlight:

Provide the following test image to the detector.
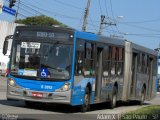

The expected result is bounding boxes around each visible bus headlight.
[8,78,16,87]
[56,82,71,92]
[63,82,70,91]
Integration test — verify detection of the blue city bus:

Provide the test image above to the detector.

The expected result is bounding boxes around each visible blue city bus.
[3,26,158,112]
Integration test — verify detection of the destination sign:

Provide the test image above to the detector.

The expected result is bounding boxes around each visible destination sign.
[37,32,55,38]
[16,30,72,40]
[21,42,40,49]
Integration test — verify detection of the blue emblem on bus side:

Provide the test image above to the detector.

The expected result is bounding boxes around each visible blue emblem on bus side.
[40,68,49,77]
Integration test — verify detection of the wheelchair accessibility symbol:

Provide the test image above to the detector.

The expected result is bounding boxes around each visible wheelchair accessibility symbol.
[40,68,49,77]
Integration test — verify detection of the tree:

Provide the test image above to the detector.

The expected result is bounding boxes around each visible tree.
[15,15,67,27]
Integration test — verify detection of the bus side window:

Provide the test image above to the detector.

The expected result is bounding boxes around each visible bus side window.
[142,53,145,73]
[111,46,117,75]
[144,54,148,74]
[137,53,142,73]
[84,42,95,76]
[117,47,124,76]
[75,39,85,75]
[146,55,149,74]
[103,46,111,77]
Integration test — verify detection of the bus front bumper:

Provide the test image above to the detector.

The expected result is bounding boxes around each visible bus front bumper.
[7,85,71,104]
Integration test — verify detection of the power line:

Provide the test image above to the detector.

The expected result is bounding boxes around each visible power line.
[109,0,120,33]
[20,1,45,15]
[8,0,98,31]
[18,6,37,16]
[103,29,160,38]
[119,22,160,33]
[52,0,83,10]
[6,0,82,26]
[6,0,39,19]
[8,0,160,39]
[18,13,27,18]
[77,11,85,29]
[20,1,81,20]
[19,1,44,15]
[98,0,103,14]
[120,18,160,24]
[109,0,115,20]
[8,0,36,16]
[125,33,160,35]
[104,0,109,18]
[88,16,98,32]
[124,34,160,38]
[25,0,43,7]
[23,0,93,31]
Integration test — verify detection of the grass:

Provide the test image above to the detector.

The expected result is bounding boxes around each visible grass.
[121,105,160,120]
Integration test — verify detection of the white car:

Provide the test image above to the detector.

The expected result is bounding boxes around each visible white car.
[0,62,6,76]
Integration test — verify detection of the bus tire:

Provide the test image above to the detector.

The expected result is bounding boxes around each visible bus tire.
[109,86,117,109]
[139,87,146,105]
[81,87,90,112]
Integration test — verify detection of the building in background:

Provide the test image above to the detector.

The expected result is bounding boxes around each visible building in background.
[0,20,18,66]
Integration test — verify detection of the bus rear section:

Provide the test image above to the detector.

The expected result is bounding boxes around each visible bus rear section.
[122,41,158,104]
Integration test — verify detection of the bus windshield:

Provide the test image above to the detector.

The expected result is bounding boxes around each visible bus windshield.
[10,40,73,80]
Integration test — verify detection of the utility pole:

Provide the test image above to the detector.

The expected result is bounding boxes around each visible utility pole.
[15,0,20,22]
[98,15,105,35]
[82,0,91,32]
[98,16,116,35]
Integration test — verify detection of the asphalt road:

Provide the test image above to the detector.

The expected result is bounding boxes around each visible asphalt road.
[0,76,160,120]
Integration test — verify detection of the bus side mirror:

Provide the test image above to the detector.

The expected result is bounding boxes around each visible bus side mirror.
[3,40,8,55]
[3,35,13,55]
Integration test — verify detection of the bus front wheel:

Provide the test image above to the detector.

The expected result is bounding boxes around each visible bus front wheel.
[81,87,90,112]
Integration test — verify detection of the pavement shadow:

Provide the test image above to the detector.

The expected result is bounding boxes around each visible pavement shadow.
[0,99,81,113]
[0,99,25,107]
[0,99,98,120]
[0,99,151,114]
[88,101,150,112]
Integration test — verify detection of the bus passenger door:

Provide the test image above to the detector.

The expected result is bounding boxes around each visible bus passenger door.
[95,47,103,100]
[130,53,138,97]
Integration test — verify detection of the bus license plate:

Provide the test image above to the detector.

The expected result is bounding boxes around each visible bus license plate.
[32,92,43,98]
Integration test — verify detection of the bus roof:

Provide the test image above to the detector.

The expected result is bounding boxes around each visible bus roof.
[131,42,158,56]
[15,25,75,34]
[15,26,158,56]
[98,35,125,46]
[98,34,157,56]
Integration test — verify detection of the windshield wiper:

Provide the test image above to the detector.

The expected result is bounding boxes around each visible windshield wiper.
[40,64,64,72]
